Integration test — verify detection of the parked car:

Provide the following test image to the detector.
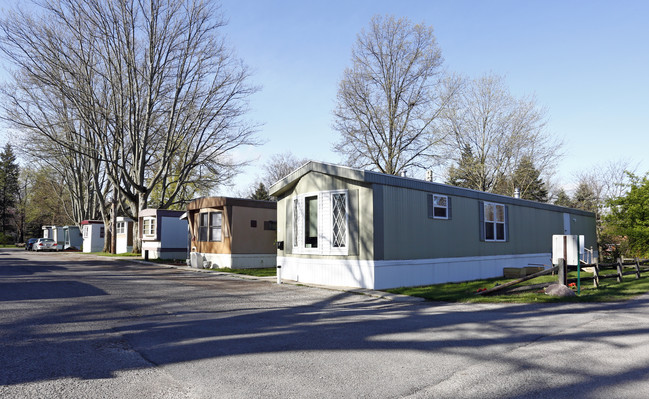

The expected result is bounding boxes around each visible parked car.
[33,238,58,252]
[25,238,38,251]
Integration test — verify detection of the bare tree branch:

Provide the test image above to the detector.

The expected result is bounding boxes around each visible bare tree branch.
[333,15,457,175]
[0,0,259,251]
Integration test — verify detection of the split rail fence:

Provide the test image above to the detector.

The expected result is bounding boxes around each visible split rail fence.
[476,257,649,296]
[584,257,649,288]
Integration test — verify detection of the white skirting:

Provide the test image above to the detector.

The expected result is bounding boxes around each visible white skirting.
[116,239,132,254]
[191,252,276,269]
[141,242,186,260]
[277,253,552,289]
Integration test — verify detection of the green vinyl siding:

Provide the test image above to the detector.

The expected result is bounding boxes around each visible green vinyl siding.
[380,186,479,260]
[275,171,373,260]
[272,161,597,264]
[379,185,597,261]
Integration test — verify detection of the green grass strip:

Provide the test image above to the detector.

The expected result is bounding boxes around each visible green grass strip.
[387,270,649,303]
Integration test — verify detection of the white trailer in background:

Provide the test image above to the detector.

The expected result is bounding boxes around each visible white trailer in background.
[81,220,105,253]
[63,225,83,250]
[116,216,135,254]
[139,209,188,260]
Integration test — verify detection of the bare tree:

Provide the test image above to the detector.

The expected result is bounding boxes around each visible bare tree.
[4,58,118,249]
[333,15,458,176]
[262,152,309,188]
[573,159,636,212]
[0,0,258,251]
[590,159,636,202]
[243,152,309,200]
[16,109,106,225]
[442,73,560,194]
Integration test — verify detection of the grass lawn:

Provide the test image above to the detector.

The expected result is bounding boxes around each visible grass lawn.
[387,268,649,303]
[86,250,649,301]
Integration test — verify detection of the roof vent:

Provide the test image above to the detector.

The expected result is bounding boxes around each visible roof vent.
[425,170,433,182]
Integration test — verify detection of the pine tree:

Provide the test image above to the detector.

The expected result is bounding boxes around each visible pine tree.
[572,182,598,213]
[447,144,482,190]
[0,143,19,235]
[510,156,548,202]
[250,182,271,201]
[553,188,573,208]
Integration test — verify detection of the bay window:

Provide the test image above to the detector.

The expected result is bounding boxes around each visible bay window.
[142,217,156,239]
[293,190,348,255]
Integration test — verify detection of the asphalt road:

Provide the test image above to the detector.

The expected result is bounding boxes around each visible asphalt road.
[2,247,649,398]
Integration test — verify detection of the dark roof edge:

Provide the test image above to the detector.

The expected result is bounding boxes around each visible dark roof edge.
[140,208,186,217]
[187,196,276,210]
[269,161,595,218]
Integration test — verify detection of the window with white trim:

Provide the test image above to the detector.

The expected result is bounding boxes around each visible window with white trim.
[304,195,318,248]
[142,217,156,239]
[332,193,347,248]
[483,202,506,242]
[210,212,222,241]
[198,211,222,242]
[292,190,348,255]
[428,194,450,219]
[293,198,299,248]
[116,222,125,235]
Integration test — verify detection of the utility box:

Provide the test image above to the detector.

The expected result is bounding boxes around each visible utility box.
[190,252,204,269]
[552,235,584,266]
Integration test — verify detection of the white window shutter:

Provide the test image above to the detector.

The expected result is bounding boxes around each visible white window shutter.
[320,191,331,253]
[296,196,305,250]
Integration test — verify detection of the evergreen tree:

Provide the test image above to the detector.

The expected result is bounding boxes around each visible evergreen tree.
[448,149,548,202]
[572,182,598,213]
[509,156,548,202]
[250,182,271,201]
[446,144,482,189]
[0,143,19,235]
[553,188,573,208]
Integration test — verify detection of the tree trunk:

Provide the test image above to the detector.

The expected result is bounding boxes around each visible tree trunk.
[132,193,147,254]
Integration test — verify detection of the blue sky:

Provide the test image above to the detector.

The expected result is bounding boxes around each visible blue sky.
[1,0,647,197]
[216,0,649,195]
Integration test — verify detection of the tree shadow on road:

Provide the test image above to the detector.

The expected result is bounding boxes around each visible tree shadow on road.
[2,251,649,397]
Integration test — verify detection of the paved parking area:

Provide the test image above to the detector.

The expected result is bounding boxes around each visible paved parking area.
[2,247,649,398]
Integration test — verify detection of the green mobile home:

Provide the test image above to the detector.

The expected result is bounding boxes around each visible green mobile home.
[269,161,597,290]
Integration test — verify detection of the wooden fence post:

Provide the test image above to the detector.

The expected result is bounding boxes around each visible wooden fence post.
[558,258,567,286]
[635,257,641,279]
[617,257,624,283]
[593,260,600,288]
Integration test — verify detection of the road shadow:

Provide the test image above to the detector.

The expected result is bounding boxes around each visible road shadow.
[0,281,107,301]
[0,262,68,276]
[2,253,649,398]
